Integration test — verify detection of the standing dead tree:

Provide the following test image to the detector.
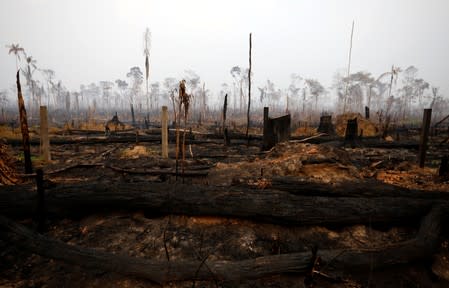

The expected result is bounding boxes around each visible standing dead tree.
[16,71,33,174]
[223,94,229,146]
[343,21,354,113]
[246,33,252,138]
[175,80,191,180]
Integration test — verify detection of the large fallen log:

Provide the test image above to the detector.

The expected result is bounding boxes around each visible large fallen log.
[0,182,445,226]
[268,176,449,199]
[0,206,442,284]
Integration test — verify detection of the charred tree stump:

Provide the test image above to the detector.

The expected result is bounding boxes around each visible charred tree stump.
[16,71,33,174]
[344,118,358,148]
[365,106,370,119]
[317,115,334,135]
[263,107,291,150]
[419,108,432,168]
[439,155,449,179]
[263,107,273,150]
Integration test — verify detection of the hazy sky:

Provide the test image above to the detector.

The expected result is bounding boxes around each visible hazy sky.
[1,0,449,100]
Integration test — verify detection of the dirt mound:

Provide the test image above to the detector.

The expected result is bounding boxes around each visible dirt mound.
[335,113,379,137]
[208,142,360,185]
[0,140,18,185]
[120,145,156,159]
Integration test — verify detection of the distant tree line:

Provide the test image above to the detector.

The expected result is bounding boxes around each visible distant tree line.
[3,43,448,126]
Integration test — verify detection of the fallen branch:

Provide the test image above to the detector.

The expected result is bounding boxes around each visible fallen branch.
[40,163,209,177]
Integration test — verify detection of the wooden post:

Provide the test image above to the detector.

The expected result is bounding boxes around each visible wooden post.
[40,106,51,162]
[36,168,46,233]
[418,109,432,168]
[16,71,33,174]
[161,106,168,158]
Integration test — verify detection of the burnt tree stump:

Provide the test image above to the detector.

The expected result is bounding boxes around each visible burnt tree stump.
[317,115,334,135]
[365,106,370,119]
[263,107,291,150]
[344,118,359,148]
[439,156,449,179]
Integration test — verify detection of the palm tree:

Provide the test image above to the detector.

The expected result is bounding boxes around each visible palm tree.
[23,56,38,117]
[6,43,25,71]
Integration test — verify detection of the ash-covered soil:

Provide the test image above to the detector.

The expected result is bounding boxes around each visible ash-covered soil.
[1,128,449,287]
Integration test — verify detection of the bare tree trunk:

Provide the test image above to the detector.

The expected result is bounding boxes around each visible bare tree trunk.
[16,71,33,174]
[246,33,252,138]
[343,21,354,113]
[130,104,136,127]
[161,106,168,158]
[223,93,229,145]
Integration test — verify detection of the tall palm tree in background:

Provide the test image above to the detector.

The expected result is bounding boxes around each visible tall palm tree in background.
[6,43,25,71]
[23,55,38,118]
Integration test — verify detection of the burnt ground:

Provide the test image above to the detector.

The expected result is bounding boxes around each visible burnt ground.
[1,124,449,288]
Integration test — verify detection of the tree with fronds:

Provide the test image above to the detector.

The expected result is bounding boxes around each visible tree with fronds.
[6,43,25,71]
[22,55,38,117]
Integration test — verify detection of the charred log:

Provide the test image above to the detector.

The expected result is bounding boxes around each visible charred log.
[0,182,444,226]
[0,205,443,283]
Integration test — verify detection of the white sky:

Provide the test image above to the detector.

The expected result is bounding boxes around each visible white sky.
[1,0,449,99]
